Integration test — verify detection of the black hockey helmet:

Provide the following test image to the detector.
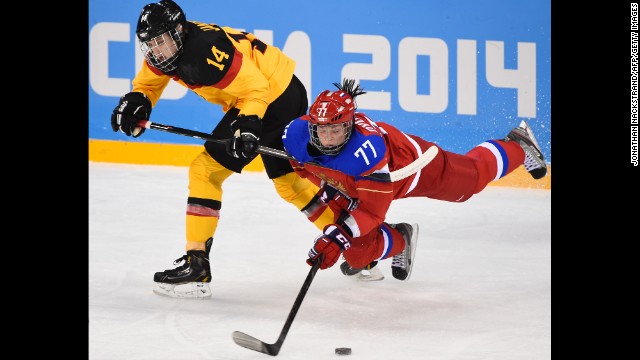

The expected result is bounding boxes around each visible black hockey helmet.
[136,0,187,73]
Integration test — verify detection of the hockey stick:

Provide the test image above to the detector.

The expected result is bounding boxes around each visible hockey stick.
[138,120,438,182]
[137,120,293,160]
[232,254,323,356]
[387,145,437,182]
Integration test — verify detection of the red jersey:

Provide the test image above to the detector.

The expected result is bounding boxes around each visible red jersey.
[283,113,430,237]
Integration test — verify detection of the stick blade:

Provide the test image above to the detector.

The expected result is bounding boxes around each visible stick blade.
[232,331,280,356]
[390,145,438,182]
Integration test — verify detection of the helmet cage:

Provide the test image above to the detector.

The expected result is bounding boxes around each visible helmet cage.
[309,120,354,155]
[139,25,184,73]
[136,0,186,73]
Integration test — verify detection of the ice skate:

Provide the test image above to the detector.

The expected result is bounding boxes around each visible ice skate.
[153,238,213,299]
[390,223,419,281]
[505,119,548,179]
[340,260,384,281]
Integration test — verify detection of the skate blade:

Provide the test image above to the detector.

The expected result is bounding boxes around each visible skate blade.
[153,282,212,299]
[402,223,419,281]
[351,266,384,281]
[518,120,544,155]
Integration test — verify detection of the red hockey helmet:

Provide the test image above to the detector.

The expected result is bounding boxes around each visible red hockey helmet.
[308,90,356,155]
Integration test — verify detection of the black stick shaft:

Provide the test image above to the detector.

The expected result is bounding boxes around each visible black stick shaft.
[274,256,322,347]
[138,120,436,183]
[138,120,295,161]
[232,255,323,356]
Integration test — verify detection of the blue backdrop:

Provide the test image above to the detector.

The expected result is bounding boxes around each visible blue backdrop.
[89,0,551,162]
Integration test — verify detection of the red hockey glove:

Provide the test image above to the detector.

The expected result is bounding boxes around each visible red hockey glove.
[317,182,358,211]
[307,224,352,269]
[301,181,358,227]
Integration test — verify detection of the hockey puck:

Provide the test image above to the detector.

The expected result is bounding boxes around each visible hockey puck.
[335,347,352,355]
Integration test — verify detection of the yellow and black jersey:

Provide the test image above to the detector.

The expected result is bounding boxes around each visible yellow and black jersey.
[132,20,296,119]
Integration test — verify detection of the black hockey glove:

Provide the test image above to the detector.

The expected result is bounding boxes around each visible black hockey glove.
[226,115,262,159]
[111,92,152,137]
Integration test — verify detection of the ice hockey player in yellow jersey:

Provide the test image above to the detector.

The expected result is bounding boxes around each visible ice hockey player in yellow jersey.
[110,0,334,298]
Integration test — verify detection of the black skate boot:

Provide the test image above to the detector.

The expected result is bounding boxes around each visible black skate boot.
[339,260,384,281]
[390,223,419,281]
[505,119,548,179]
[153,237,213,299]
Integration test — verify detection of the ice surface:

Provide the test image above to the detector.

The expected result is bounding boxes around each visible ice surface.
[89,162,551,360]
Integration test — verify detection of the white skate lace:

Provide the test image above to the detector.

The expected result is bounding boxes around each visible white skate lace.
[392,250,407,269]
[522,152,543,172]
[509,127,545,172]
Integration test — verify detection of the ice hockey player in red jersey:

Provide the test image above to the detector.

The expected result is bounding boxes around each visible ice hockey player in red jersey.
[281,78,547,281]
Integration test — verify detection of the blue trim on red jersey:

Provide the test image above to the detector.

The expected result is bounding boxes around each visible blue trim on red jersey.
[379,224,393,260]
[487,140,509,178]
